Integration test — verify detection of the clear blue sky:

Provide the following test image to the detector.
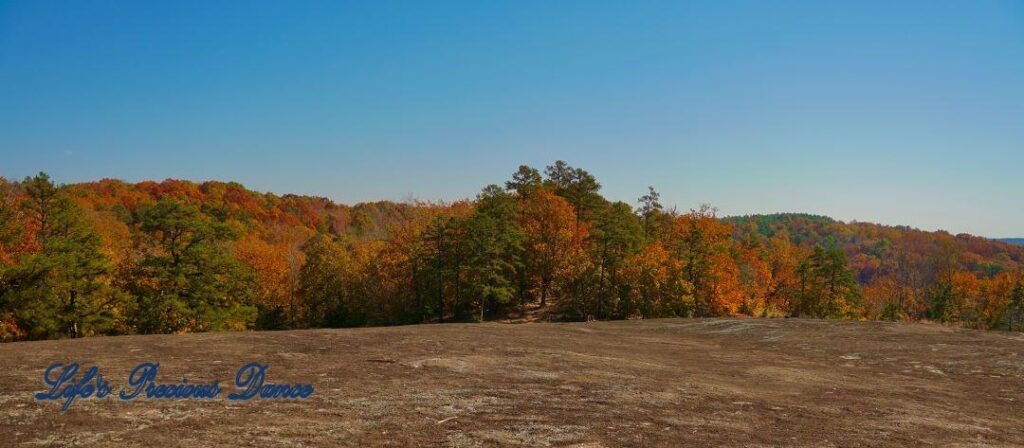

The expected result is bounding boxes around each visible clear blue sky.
[1,1,1021,237]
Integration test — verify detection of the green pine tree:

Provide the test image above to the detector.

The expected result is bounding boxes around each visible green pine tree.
[463,185,525,321]
[794,246,862,319]
[2,173,125,339]
[128,198,255,333]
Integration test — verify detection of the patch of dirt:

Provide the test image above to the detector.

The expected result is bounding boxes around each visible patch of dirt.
[1,318,1023,447]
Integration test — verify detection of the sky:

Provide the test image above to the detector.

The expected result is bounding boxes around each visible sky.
[0,1,1022,237]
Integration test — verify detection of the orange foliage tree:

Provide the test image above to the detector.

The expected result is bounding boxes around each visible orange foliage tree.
[520,188,586,308]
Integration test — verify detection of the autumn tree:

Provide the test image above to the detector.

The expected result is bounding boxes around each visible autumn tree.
[763,230,803,316]
[735,227,771,316]
[621,242,693,318]
[974,272,1016,329]
[354,202,450,326]
[669,205,743,316]
[0,179,21,340]
[297,233,355,327]
[1007,280,1024,331]
[862,276,905,321]
[863,244,926,321]
[520,188,583,308]
[0,178,20,264]
[235,233,292,329]
[926,269,981,325]
[263,222,311,327]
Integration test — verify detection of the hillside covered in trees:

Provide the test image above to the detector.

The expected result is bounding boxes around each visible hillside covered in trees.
[1,162,1023,341]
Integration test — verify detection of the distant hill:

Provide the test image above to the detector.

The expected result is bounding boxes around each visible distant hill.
[725,213,1024,280]
[999,238,1024,246]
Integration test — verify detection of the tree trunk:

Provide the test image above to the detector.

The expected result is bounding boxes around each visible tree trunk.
[68,289,79,338]
[437,286,444,323]
[540,277,549,307]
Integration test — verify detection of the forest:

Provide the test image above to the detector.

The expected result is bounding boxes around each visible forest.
[1,162,1022,341]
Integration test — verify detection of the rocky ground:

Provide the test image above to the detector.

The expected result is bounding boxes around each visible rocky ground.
[1,318,1023,447]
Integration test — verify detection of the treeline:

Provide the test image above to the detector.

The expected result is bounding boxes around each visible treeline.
[1,163,1023,341]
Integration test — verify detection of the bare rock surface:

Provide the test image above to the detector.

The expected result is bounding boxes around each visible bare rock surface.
[1,318,1022,447]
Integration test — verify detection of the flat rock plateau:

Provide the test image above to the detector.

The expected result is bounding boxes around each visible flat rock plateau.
[2,318,1023,447]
